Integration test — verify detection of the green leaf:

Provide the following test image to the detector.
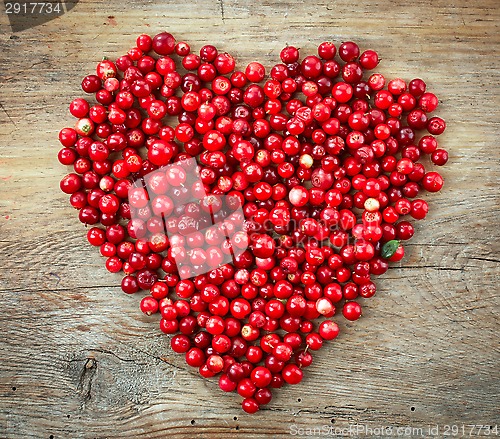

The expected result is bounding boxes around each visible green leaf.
[381,240,400,259]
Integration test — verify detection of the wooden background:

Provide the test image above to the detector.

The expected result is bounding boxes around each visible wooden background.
[0,0,499,437]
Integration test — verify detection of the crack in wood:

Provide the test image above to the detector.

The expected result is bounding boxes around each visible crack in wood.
[468,256,500,264]
[458,304,489,312]
[0,60,47,88]
[217,0,226,23]
[323,405,371,412]
[88,348,140,363]
[130,346,186,373]
[77,357,97,402]
[395,265,466,271]
[0,284,120,294]
[92,339,190,374]
[0,101,16,127]
[405,242,468,246]
[65,347,173,369]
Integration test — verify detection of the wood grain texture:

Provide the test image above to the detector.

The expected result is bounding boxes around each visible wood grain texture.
[0,0,499,437]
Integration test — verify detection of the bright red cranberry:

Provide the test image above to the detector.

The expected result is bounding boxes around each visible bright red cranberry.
[431,149,449,166]
[339,41,360,61]
[422,172,444,192]
[319,320,340,340]
[282,364,303,385]
[359,49,379,69]
[343,301,362,321]
[214,53,236,75]
[419,92,438,113]
[152,32,176,55]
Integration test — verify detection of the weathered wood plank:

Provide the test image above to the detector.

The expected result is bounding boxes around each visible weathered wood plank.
[0,0,499,437]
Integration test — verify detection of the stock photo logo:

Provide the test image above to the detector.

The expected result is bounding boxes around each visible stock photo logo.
[128,157,249,280]
[4,0,78,32]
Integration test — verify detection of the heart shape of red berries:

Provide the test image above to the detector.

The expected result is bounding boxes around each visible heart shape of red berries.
[58,32,448,414]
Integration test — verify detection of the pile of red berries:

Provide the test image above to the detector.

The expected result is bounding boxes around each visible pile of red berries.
[58,32,447,414]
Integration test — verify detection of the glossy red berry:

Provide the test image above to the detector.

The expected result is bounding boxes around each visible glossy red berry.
[343,301,362,321]
[152,32,176,55]
[282,364,303,385]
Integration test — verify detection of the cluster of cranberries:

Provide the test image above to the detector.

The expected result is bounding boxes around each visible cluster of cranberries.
[58,32,447,413]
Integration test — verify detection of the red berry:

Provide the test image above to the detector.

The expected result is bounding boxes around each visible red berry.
[280,46,299,64]
[282,364,303,385]
[419,92,438,113]
[152,32,176,55]
[318,42,336,60]
[359,50,379,69]
[339,41,360,61]
[319,320,340,340]
[251,366,272,388]
[214,53,236,75]
[242,398,260,413]
[422,172,444,192]
[140,297,159,315]
[219,374,237,392]
[60,173,82,194]
[343,301,362,321]
[245,62,266,83]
